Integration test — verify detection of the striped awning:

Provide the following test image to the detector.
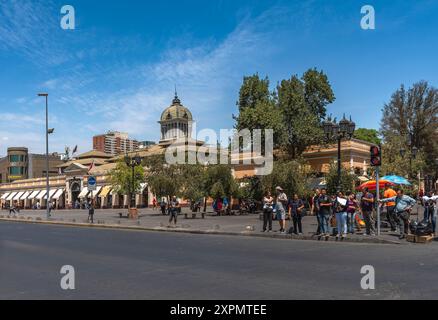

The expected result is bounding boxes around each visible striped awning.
[99,186,112,198]
[20,191,31,200]
[37,190,47,200]
[47,189,58,200]
[6,192,17,201]
[52,189,65,200]
[13,191,25,201]
[27,190,42,200]
[78,187,89,199]
[89,186,102,199]
[1,192,11,200]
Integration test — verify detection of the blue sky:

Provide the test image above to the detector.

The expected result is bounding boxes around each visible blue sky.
[0,0,437,155]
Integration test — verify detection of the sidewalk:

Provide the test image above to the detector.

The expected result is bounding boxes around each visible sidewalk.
[0,207,428,245]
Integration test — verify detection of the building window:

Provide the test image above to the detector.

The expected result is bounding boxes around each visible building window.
[9,166,24,175]
[9,155,25,162]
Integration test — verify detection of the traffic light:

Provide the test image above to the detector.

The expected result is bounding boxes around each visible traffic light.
[370,146,381,167]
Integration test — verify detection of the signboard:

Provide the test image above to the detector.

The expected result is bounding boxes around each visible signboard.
[88,176,97,191]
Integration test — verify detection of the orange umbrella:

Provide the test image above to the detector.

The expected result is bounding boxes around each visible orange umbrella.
[357,180,395,191]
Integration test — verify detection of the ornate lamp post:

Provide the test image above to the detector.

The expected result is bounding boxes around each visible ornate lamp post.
[124,154,142,218]
[323,114,356,192]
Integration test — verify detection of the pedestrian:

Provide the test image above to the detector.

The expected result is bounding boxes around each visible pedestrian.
[168,196,180,227]
[88,201,95,224]
[288,194,305,235]
[275,186,288,233]
[317,188,332,238]
[360,188,375,236]
[48,201,54,217]
[311,189,322,235]
[422,191,438,234]
[383,184,398,231]
[160,197,167,215]
[380,189,417,239]
[262,191,274,232]
[335,192,348,239]
[152,197,157,210]
[346,192,359,234]
[422,191,435,222]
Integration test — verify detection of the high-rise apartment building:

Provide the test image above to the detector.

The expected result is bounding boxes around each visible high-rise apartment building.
[92,131,139,155]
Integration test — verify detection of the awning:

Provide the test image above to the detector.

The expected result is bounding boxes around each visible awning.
[37,190,47,200]
[78,187,89,199]
[13,191,25,201]
[20,191,31,201]
[27,190,42,200]
[1,192,11,200]
[52,189,65,200]
[89,186,102,198]
[138,183,148,194]
[99,186,112,198]
[6,192,17,201]
[47,189,58,200]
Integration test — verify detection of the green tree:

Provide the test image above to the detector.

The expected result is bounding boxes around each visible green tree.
[179,163,206,204]
[203,164,239,211]
[302,68,336,121]
[380,133,426,179]
[277,75,326,158]
[325,162,357,194]
[233,69,335,159]
[236,74,271,113]
[260,160,308,197]
[109,159,145,202]
[143,154,182,201]
[353,128,381,145]
[380,81,438,175]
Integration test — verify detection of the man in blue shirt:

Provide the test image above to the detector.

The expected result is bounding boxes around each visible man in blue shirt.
[380,189,416,239]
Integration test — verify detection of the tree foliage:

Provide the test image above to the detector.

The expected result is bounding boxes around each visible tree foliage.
[353,128,381,145]
[259,160,308,197]
[234,69,335,159]
[325,162,357,194]
[380,81,438,175]
[109,159,145,196]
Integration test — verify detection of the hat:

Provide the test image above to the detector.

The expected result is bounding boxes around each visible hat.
[275,186,283,191]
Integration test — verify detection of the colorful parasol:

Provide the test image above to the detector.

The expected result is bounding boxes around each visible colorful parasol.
[357,179,395,191]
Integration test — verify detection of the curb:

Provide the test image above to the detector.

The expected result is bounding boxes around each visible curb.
[0,217,402,245]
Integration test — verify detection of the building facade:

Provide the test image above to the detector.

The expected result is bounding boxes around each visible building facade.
[0,147,63,183]
[93,131,139,156]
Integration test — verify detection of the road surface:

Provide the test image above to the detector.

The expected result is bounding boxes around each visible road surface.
[1,221,438,299]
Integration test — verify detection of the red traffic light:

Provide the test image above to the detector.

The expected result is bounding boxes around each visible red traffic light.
[370,146,381,167]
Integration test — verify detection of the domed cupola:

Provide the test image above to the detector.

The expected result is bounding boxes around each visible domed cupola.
[159,91,193,144]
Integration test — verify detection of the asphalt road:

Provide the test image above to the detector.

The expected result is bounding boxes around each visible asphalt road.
[1,221,438,300]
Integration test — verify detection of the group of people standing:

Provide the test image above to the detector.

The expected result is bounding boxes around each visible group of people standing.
[262,187,306,234]
[261,183,434,240]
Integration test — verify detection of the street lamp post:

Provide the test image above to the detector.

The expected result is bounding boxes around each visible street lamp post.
[124,154,142,213]
[37,93,53,220]
[323,114,356,192]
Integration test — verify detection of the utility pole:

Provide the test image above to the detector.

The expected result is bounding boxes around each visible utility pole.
[38,93,50,220]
